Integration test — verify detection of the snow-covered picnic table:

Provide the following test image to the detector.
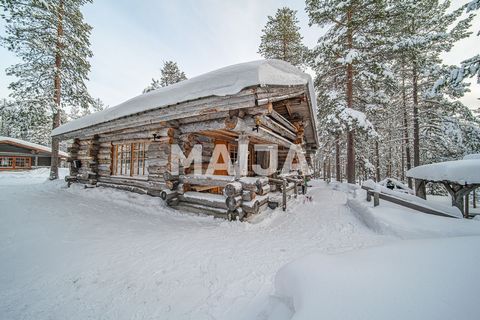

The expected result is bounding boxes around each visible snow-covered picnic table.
[407,158,480,217]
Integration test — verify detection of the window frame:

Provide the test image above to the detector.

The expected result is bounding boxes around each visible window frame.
[111,141,149,178]
[0,156,31,169]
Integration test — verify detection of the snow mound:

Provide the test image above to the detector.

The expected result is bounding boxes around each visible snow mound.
[362,179,461,218]
[0,168,68,185]
[377,177,414,194]
[269,236,480,320]
[406,159,480,185]
[52,59,316,136]
[348,196,479,238]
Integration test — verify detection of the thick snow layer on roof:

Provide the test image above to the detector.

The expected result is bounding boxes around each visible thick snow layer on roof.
[0,136,68,157]
[406,159,480,185]
[52,59,316,137]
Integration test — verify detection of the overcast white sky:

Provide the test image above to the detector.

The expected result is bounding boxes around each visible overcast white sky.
[0,0,478,109]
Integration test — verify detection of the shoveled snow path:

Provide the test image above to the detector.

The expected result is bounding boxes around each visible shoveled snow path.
[0,176,390,320]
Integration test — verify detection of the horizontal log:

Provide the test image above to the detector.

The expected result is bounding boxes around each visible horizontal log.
[54,90,256,140]
[257,184,271,196]
[170,202,228,218]
[242,190,256,202]
[97,176,151,189]
[179,192,227,210]
[257,90,305,106]
[160,190,178,201]
[242,199,259,215]
[97,182,148,195]
[224,182,243,197]
[181,174,235,187]
[226,195,242,210]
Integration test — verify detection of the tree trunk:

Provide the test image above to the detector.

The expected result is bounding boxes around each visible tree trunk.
[402,66,412,188]
[412,62,424,195]
[375,140,380,182]
[50,0,64,180]
[335,136,341,182]
[346,8,355,184]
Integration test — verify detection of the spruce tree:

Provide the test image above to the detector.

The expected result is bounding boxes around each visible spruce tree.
[258,7,308,68]
[1,0,94,179]
[143,61,187,93]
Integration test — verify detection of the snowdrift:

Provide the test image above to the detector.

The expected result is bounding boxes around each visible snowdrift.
[270,236,480,320]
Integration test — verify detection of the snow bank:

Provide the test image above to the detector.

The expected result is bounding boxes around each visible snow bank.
[52,59,316,136]
[270,236,480,320]
[0,136,68,157]
[0,168,68,186]
[406,159,480,185]
[348,196,480,238]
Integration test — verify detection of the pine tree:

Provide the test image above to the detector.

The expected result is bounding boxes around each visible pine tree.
[389,0,473,197]
[143,61,187,93]
[432,0,479,93]
[1,0,94,179]
[306,0,388,183]
[69,98,106,120]
[258,7,308,68]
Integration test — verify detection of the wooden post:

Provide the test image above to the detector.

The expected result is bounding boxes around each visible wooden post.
[415,179,426,200]
[237,133,249,177]
[366,191,372,202]
[282,178,287,211]
[373,192,380,207]
[473,190,477,209]
[465,194,470,218]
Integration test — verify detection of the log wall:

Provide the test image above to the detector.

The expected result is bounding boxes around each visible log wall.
[63,85,314,219]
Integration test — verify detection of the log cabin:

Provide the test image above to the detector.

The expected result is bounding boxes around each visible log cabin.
[52,59,319,219]
[0,136,68,170]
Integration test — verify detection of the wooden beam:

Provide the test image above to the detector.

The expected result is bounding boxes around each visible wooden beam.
[255,115,297,141]
[268,110,297,133]
[257,90,305,105]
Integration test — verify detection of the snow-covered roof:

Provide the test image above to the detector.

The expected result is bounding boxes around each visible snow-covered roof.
[406,159,480,185]
[52,59,318,139]
[0,136,69,157]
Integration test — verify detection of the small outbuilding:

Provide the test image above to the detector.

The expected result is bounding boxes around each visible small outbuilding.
[0,136,68,170]
[51,59,319,219]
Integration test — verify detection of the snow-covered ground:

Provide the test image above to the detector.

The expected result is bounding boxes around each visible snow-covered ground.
[1,170,479,319]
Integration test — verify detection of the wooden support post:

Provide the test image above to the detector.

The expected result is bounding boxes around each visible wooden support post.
[415,179,426,200]
[465,194,470,218]
[282,179,287,211]
[366,191,372,202]
[474,190,477,209]
[373,192,380,207]
[237,133,249,177]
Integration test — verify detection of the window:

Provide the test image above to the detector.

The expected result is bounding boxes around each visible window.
[0,156,31,169]
[112,142,148,177]
[229,144,238,164]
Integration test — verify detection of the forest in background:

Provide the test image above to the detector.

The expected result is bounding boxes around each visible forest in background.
[0,0,479,185]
